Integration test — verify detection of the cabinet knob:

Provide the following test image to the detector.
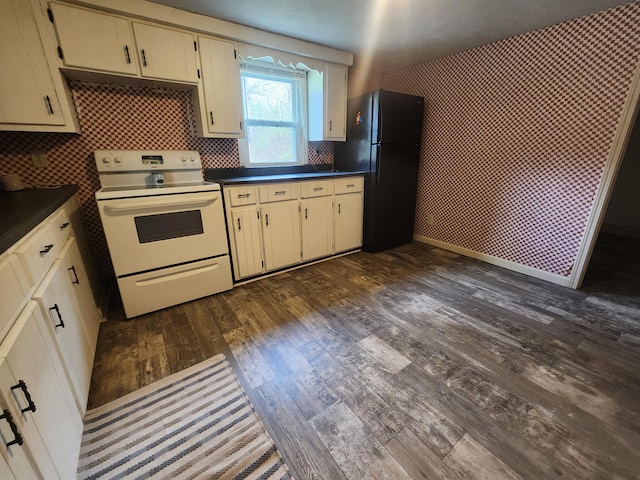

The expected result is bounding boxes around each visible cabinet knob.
[11,380,37,414]
[0,409,23,447]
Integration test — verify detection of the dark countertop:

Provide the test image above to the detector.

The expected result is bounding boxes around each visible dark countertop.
[209,171,366,185]
[205,165,366,185]
[0,185,79,255]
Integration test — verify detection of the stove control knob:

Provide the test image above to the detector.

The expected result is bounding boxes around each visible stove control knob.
[181,156,188,163]
[190,156,196,163]
[102,157,111,164]
[114,157,123,164]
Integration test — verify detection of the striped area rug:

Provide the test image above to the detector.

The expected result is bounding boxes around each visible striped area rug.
[77,354,292,479]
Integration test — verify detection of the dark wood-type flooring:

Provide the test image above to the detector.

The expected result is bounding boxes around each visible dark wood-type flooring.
[88,236,640,479]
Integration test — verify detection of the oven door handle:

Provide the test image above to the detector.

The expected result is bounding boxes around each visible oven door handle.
[103,195,217,213]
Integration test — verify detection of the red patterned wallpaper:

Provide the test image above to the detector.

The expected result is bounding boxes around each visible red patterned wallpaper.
[351,2,640,277]
[0,80,333,276]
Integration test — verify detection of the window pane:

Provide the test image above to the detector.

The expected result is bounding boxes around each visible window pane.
[248,125,295,164]
[243,76,293,122]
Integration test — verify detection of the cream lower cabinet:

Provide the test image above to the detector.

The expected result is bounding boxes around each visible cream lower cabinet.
[32,239,94,415]
[301,196,334,262]
[334,177,364,253]
[0,195,100,478]
[261,201,302,271]
[225,176,363,282]
[229,206,263,279]
[0,302,82,479]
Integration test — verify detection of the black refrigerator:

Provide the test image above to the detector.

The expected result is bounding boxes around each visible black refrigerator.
[334,90,424,252]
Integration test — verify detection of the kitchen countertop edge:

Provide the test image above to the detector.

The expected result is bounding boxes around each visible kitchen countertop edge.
[207,171,367,186]
[0,185,79,256]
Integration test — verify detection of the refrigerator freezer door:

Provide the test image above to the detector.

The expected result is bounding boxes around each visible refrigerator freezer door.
[373,90,424,145]
[334,93,374,173]
[365,144,420,252]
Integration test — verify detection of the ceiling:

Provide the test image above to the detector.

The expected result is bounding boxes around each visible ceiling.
[147,0,632,72]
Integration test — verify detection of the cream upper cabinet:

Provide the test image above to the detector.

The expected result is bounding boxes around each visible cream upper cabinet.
[49,2,138,76]
[308,63,348,141]
[132,23,199,83]
[49,3,199,83]
[196,36,244,138]
[0,0,66,127]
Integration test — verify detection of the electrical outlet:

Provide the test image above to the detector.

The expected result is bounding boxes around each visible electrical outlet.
[31,151,49,168]
[426,214,434,225]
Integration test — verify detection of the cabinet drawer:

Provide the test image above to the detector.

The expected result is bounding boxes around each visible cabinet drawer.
[13,224,60,285]
[49,208,73,247]
[226,186,257,206]
[258,183,299,203]
[300,180,334,198]
[335,176,364,195]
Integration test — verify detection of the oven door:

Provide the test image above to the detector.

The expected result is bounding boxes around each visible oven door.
[98,190,228,276]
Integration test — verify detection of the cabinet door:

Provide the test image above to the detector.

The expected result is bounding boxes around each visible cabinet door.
[0,254,31,341]
[261,202,301,271]
[0,0,64,126]
[63,238,101,360]
[335,193,364,253]
[49,2,137,75]
[229,207,264,280]
[133,23,199,83]
[32,255,93,415]
[0,455,15,480]
[199,37,243,137]
[301,197,334,261]
[324,63,347,140]
[0,301,81,479]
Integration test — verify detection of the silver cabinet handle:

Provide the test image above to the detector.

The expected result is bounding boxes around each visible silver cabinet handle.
[274,191,286,195]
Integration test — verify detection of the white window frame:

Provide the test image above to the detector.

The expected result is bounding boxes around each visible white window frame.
[238,63,308,167]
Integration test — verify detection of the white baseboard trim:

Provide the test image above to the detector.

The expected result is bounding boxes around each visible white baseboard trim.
[414,235,571,288]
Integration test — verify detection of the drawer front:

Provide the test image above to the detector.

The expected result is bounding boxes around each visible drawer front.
[13,224,60,285]
[335,176,364,195]
[258,183,299,203]
[49,208,73,247]
[300,180,334,198]
[226,186,258,207]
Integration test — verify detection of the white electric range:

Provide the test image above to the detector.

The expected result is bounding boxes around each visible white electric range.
[94,150,232,318]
